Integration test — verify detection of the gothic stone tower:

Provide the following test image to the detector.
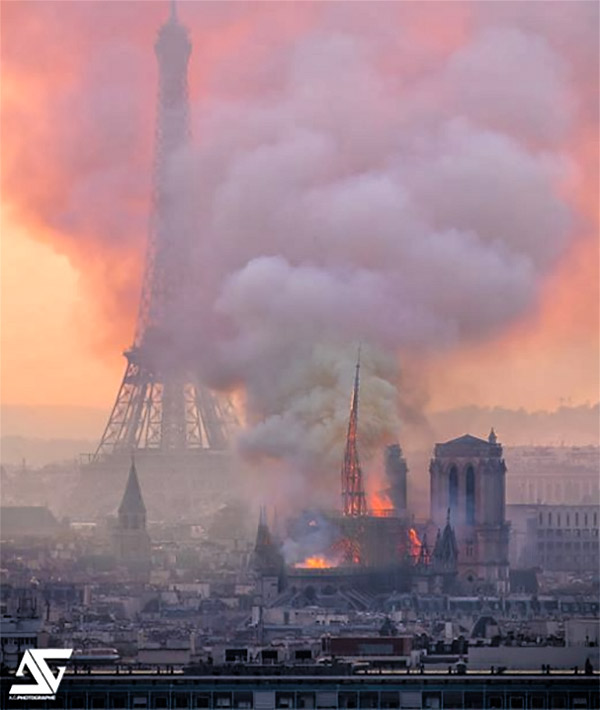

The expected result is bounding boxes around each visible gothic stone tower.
[385,443,408,516]
[429,430,509,594]
[252,507,285,603]
[113,460,151,581]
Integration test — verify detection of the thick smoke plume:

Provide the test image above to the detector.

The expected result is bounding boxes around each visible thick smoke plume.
[2,2,597,507]
[180,8,576,479]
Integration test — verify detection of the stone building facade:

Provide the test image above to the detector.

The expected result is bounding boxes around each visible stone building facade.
[430,430,509,594]
[505,446,599,506]
[508,503,599,572]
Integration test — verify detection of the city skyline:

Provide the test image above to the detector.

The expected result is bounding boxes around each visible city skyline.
[0,5,598,702]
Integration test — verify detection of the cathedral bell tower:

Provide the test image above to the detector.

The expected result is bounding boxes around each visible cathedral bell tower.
[429,429,509,594]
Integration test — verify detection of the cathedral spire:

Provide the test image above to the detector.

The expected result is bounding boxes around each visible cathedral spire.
[433,514,458,570]
[255,506,271,549]
[118,457,146,519]
[253,507,284,578]
[114,457,151,580]
[341,348,367,517]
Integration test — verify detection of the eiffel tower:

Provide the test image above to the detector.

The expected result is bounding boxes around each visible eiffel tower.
[93,2,235,462]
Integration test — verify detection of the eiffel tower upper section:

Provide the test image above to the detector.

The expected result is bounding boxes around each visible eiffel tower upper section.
[136,0,191,349]
[94,3,234,460]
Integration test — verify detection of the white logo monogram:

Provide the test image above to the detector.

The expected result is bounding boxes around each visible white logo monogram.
[9,648,73,699]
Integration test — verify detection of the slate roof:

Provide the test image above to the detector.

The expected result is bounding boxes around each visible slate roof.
[0,506,59,536]
[118,460,146,517]
[433,518,459,568]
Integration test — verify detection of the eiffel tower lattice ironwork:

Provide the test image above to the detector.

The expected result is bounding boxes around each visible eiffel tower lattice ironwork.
[94,2,235,460]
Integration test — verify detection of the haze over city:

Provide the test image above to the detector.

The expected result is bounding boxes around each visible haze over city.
[0,2,598,706]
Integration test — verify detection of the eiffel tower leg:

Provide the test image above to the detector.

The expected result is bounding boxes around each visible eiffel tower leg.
[196,386,228,450]
[162,379,186,450]
[94,358,140,460]
[139,382,162,449]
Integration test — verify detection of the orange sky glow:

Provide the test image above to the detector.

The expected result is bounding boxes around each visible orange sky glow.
[1,1,598,421]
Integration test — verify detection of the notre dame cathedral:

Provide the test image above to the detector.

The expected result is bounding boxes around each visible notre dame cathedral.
[429,429,510,594]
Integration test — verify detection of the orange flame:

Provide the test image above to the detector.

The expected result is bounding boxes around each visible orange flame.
[409,527,421,559]
[294,555,333,569]
[370,490,393,517]
[344,539,362,565]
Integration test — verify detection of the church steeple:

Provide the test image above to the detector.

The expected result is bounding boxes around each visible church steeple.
[252,506,284,578]
[432,513,459,570]
[254,506,273,553]
[341,347,367,517]
[113,458,151,580]
[118,457,146,529]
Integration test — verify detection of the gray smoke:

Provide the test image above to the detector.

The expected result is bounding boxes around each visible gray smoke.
[175,13,577,485]
[281,510,341,566]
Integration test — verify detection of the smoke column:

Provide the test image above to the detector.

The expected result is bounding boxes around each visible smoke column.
[2,2,597,508]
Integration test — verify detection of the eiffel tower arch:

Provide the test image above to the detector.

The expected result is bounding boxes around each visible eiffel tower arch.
[80,3,238,519]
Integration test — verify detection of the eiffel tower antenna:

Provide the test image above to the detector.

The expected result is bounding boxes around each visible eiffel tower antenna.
[341,347,367,517]
[93,2,235,460]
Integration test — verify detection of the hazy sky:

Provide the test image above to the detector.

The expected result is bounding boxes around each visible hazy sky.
[1,1,598,423]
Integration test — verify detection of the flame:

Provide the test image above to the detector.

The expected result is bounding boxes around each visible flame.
[346,542,362,566]
[370,490,393,517]
[295,555,333,569]
[408,527,421,559]
[334,537,362,566]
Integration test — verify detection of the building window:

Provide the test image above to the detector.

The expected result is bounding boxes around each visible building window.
[449,466,459,514]
[466,466,476,525]
[594,512,597,527]
[548,512,552,526]
[575,512,580,526]
[557,513,561,527]
[567,514,570,526]
[539,512,543,525]
[584,513,588,526]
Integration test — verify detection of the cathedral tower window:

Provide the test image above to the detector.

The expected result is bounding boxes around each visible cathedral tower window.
[466,465,476,525]
[449,465,459,515]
